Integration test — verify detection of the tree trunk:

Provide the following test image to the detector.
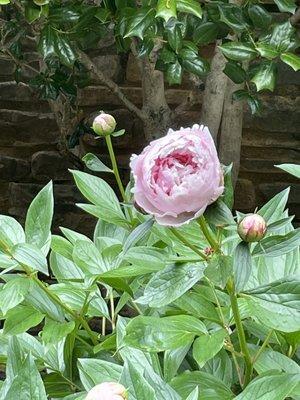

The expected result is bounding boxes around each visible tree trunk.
[218,79,244,186]
[200,43,228,142]
[141,57,173,141]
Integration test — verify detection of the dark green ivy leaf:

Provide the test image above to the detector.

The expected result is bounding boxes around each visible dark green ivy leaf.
[124,8,156,39]
[166,60,183,84]
[179,48,210,76]
[223,61,247,84]
[248,5,272,29]
[219,42,257,61]
[193,22,218,46]
[251,61,277,92]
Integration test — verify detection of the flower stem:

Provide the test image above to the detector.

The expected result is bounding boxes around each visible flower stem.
[105,134,133,222]
[253,330,273,364]
[31,275,98,346]
[110,289,116,331]
[228,281,253,388]
[169,227,208,261]
[105,135,126,201]
[198,216,219,251]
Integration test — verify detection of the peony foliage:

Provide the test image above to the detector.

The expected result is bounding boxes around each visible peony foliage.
[0,119,299,399]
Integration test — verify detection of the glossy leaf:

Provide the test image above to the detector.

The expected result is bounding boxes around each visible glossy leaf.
[166,60,183,84]
[248,5,272,29]
[177,0,202,19]
[78,358,122,390]
[124,8,156,40]
[82,153,113,173]
[219,42,257,61]
[273,0,296,13]
[251,62,277,92]
[136,262,206,307]
[275,163,300,178]
[280,53,300,72]
[233,242,252,292]
[125,315,207,352]
[252,229,300,257]
[156,0,176,22]
[4,305,44,335]
[193,329,227,367]
[223,61,247,84]
[193,22,218,46]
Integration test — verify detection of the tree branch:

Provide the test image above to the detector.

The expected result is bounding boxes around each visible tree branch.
[290,7,300,26]
[78,50,147,121]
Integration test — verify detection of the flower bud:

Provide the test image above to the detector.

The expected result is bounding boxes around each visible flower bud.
[86,382,127,400]
[92,112,116,136]
[237,214,267,243]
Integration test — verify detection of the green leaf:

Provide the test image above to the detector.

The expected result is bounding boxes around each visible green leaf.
[42,319,75,345]
[248,5,272,29]
[219,42,257,61]
[252,229,300,257]
[251,62,276,92]
[273,0,296,13]
[186,387,199,400]
[180,48,210,76]
[0,215,25,252]
[269,21,295,52]
[166,19,183,52]
[244,276,300,332]
[123,218,153,253]
[0,277,31,314]
[193,329,227,367]
[174,290,220,322]
[25,181,53,250]
[44,372,73,398]
[73,240,106,274]
[120,360,156,400]
[38,25,56,59]
[82,153,113,173]
[124,8,156,39]
[0,0,10,4]
[11,243,48,275]
[156,0,177,22]
[280,53,300,72]
[164,343,192,382]
[78,358,122,391]
[205,199,235,226]
[125,315,207,352]
[235,371,300,400]
[205,254,232,289]
[4,305,44,335]
[255,43,279,60]
[136,262,206,307]
[25,3,42,23]
[223,61,247,84]
[54,33,76,67]
[253,347,300,375]
[177,0,202,19]
[222,164,234,209]
[258,188,290,223]
[193,22,218,46]
[166,60,183,84]
[71,170,128,227]
[233,242,252,292]
[218,4,248,32]
[51,235,73,260]
[275,163,300,178]
[203,350,233,388]
[4,353,47,400]
[171,371,234,400]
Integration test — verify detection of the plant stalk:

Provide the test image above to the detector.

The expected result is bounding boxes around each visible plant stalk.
[229,282,253,388]
[198,216,219,251]
[31,275,98,346]
[169,227,208,261]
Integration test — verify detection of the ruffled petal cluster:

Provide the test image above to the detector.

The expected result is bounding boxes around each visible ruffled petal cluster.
[130,124,224,226]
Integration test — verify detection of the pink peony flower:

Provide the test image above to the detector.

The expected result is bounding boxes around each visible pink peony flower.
[237,214,267,242]
[130,124,224,226]
[92,112,116,136]
[85,382,127,400]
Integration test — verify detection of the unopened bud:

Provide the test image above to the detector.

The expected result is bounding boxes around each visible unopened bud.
[86,382,127,400]
[237,214,267,243]
[92,112,116,136]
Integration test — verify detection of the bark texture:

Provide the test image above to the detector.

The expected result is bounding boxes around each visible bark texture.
[218,79,244,186]
[200,43,228,142]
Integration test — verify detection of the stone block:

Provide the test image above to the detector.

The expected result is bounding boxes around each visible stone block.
[0,155,30,181]
[91,54,123,82]
[8,183,84,218]
[234,179,257,211]
[0,109,58,146]
[31,151,73,181]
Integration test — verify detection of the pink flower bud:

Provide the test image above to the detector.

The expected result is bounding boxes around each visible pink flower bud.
[86,382,127,400]
[237,214,267,243]
[92,112,116,136]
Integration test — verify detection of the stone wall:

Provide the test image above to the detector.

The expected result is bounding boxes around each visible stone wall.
[0,46,299,233]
